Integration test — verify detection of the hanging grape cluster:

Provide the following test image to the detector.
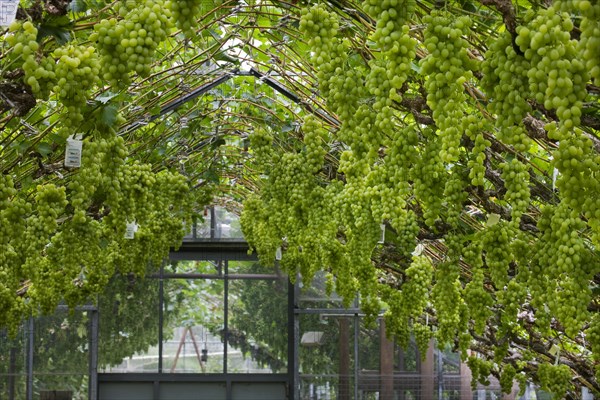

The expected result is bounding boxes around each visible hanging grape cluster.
[91,0,172,86]
[420,11,475,163]
[481,32,532,151]
[537,363,573,399]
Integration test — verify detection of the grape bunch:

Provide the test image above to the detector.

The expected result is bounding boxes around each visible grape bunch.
[432,261,463,346]
[170,0,203,36]
[6,21,55,98]
[516,9,588,139]
[500,159,530,227]
[411,131,446,227]
[91,0,172,86]
[552,0,600,85]
[499,364,517,394]
[463,240,493,335]
[443,167,467,228]
[537,363,573,399]
[52,45,101,131]
[481,31,532,152]
[463,115,491,186]
[413,322,432,361]
[481,221,513,289]
[401,255,434,318]
[420,11,475,163]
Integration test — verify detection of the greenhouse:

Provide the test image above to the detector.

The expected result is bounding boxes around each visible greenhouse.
[0,0,599,399]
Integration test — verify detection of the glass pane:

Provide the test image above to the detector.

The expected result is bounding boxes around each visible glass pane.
[227,277,288,373]
[98,277,160,372]
[299,271,348,309]
[0,324,28,400]
[166,260,223,275]
[299,314,355,399]
[162,279,224,373]
[228,260,278,275]
[214,206,244,239]
[33,310,89,398]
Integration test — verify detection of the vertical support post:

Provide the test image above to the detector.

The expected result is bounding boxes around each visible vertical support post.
[419,339,434,400]
[437,348,444,400]
[89,309,99,400]
[460,353,472,400]
[158,262,164,373]
[288,278,297,400]
[380,319,394,400]
[338,318,351,400]
[8,345,16,400]
[223,259,229,375]
[210,206,217,239]
[26,318,33,400]
[354,314,359,400]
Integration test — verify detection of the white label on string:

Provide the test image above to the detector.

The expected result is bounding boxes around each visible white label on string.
[412,243,425,257]
[552,168,559,190]
[378,223,385,244]
[64,136,83,168]
[275,247,282,261]
[0,0,19,27]
[124,221,138,239]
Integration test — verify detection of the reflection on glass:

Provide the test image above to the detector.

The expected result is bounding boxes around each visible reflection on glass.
[299,271,347,312]
[214,206,243,239]
[162,279,224,373]
[227,278,288,373]
[227,260,278,275]
[98,277,161,373]
[33,310,89,399]
[166,260,222,276]
[0,324,28,400]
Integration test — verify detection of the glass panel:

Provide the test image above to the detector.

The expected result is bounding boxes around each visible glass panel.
[299,314,355,399]
[227,277,288,373]
[434,344,461,375]
[33,310,89,399]
[166,260,223,275]
[98,277,161,372]
[162,279,225,373]
[228,260,278,275]
[0,324,28,400]
[396,338,419,372]
[214,206,244,239]
[299,271,348,309]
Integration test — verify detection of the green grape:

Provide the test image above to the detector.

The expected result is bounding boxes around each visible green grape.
[463,240,493,335]
[443,167,468,228]
[401,255,434,318]
[411,130,445,227]
[463,115,491,186]
[500,364,517,394]
[413,323,432,361]
[432,261,462,346]
[52,45,101,132]
[481,221,513,289]
[170,0,203,36]
[467,355,492,389]
[420,11,475,163]
[91,0,173,86]
[500,159,530,227]
[537,363,573,399]
[5,21,56,98]
[516,9,588,140]
[481,32,532,151]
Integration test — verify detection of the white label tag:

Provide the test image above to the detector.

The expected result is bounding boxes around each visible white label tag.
[124,221,138,239]
[412,243,425,257]
[378,223,385,244]
[64,137,83,168]
[275,247,282,261]
[552,168,559,191]
[0,0,19,27]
